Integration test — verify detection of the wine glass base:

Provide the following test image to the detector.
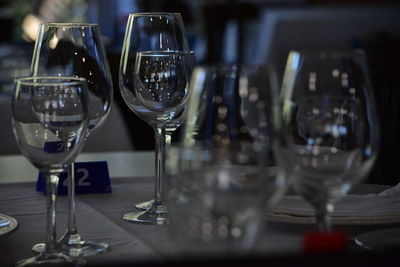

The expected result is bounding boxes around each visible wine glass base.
[31,243,46,253]
[32,240,109,257]
[15,252,85,267]
[63,241,109,257]
[135,200,154,211]
[354,228,400,252]
[123,204,168,225]
[0,214,18,237]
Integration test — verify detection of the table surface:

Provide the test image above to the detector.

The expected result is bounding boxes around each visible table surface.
[0,152,399,266]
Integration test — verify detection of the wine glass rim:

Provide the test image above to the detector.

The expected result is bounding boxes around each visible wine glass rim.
[129,12,182,17]
[40,22,98,28]
[137,50,194,56]
[16,76,87,86]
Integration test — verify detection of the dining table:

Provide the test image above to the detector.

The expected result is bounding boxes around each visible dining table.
[0,151,399,266]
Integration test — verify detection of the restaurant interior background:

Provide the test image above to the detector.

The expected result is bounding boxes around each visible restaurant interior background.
[0,0,399,185]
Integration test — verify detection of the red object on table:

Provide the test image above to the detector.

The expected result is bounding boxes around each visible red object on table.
[303,231,348,253]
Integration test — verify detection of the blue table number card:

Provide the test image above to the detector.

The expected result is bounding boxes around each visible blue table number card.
[44,141,68,154]
[36,161,112,195]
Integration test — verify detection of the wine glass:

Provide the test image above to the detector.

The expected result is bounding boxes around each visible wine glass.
[276,50,379,231]
[12,77,89,266]
[135,50,195,211]
[165,64,286,256]
[31,23,112,255]
[119,13,191,225]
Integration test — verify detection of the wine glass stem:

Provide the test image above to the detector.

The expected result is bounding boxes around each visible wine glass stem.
[154,127,166,206]
[316,204,332,231]
[45,173,60,255]
[67,163,78,235]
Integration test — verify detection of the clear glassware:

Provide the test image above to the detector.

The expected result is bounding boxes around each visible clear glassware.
[165,64,286,257]
[276,50,380,231]
[12,77,89,266]
[31,23,112,255]
[119,13,191,225]
[135,50,195,211]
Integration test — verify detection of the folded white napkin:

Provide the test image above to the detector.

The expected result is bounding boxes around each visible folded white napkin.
[269,183,400,225]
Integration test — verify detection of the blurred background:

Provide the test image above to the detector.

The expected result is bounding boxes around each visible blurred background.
[0,0,399,185]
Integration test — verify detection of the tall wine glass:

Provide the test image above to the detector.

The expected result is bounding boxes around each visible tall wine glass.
[276,50,379,231]
[119,13,190,225]
[135,50,195,211]
[165,64,285,256]
[31,23,112,255]
[12,77,89,266]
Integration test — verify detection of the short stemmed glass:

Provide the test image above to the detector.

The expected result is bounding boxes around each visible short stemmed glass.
[12,77,89,266]
[31,23,112,255]
[276,50,379,231]
[119,13,191,225]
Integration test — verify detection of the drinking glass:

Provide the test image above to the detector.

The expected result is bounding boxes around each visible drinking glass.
[165,64,286,256]
[31,23,112,255]
[12,77,89,266]
[119,13,191,225]
[276,50,379,231]
[135,50,195,211]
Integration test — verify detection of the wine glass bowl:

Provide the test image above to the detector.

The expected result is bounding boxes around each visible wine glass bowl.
[12,77,89,168]
[32,23,113,131]
[12,77,89,266]
[277,50,379,231]
[132,51,190,127]
[287,96,366,206]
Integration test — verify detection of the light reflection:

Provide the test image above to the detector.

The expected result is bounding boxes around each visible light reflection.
[49,35,59,49]
[231,227,242,238]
